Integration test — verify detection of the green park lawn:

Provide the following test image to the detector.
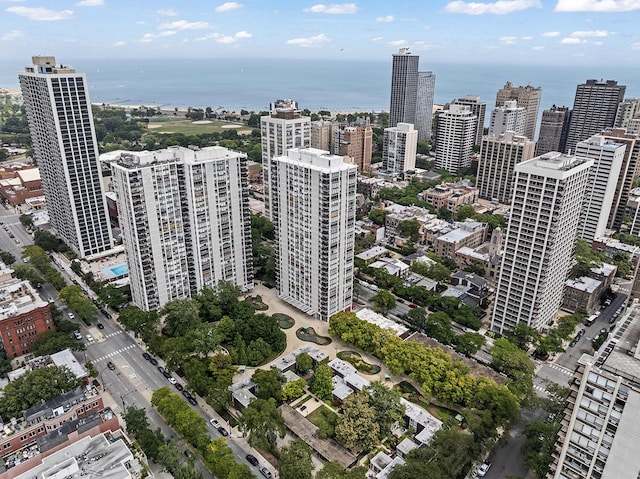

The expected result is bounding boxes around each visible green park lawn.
[148,118,252,135]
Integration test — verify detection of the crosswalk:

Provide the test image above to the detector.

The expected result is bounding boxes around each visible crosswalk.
[93,344,136,362]
[546,363,574,376]
[102,330,123,339]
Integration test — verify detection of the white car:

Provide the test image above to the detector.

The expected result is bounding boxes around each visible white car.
[168,376,177,385]
[68,312,75,320]
[477,463,491,477]
[210,418,221,428]
[73,331,82,340]
[85,334,94,343]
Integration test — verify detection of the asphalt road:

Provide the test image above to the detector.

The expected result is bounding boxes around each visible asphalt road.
[0,204,34,258]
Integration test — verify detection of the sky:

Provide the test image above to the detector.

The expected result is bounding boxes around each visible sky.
[1,0,640,66]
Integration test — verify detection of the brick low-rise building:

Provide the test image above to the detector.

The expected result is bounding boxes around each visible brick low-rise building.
[420,181,479,214]
[433,220,488,260]
[0,166,44,206]
[0,279,53,357]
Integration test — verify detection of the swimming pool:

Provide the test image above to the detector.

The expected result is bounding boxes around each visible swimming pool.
[111,264,128,276]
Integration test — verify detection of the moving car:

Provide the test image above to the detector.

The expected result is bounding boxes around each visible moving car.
[96,323,104,330]
[73,331,82,340]
[107,361,116,370]
[85,334,94,343]
[245,454,258,466]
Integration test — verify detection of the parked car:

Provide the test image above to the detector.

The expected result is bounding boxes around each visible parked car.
[477,463,491,477]
[210,419,221,428]
[107,361,116,370]
[182,390,192,399]
[158,366,166,375]
[73,331,82,340]
[217,426,229,436]
[168,376,177,384]
[259,467,272,478]
[68,312,75,320]
[175,383,184,391]
[569,340,577,347]
[188,397,198,406]
[149,357,158,366]
[245,454,258,466]
[85,334,94,343]
[142,352,151,361]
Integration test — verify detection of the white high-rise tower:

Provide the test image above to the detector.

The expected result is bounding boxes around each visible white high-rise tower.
[491,152,593,334]
[111,146,253,311]
[19,56,113,257]
[272,148,356,322]
[488,100,527,137]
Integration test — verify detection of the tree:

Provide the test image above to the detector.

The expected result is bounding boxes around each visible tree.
[118,306,159,341]
[522,421,560,478]
[252,368,285,402]
[453,332,485,356]
[310,364,333,400]
[174,463,204,479]
[158,441,183,473]
[123,405,150,436]
[205,438,237,478]
[454,204,476,222]
[227,465,255,479]
[0,366,82,419]
[335,392,380,451]
[365,381,405,437]
[368,208,388,226]
[137,428,165,461]
[295,351,313,374]
[316,462,367,479]
[424,311,455,345]
[0,250,15,265]
[371,289,396,314]
[161,298,201,337]
[29,330,85,356]
[279,439,314,479]
[33,230,68,252]
[282,379,307,402]
[237,398,285,453]
[397,220,421,242]
[404,307,429,331]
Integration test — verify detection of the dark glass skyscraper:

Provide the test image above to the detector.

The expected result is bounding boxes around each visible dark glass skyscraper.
[389,48,419,128]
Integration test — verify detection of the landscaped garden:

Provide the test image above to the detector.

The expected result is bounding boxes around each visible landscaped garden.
[337,350,381,375]
[244,294,269,310]
[273,312,295,329]
[296,326,332,345]
[306,405,339,438]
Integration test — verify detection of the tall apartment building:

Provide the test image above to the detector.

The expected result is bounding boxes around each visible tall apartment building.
[565,79,626,154]
[548,302,640,479]
[389,48,419,127]
[575,135,626,242]
[535,105,571,156]
[488,100,526,137]
[333,118,373,171]
[614,98,640,129]
[261,99,310,219]
[451,96,486,146]
[495,81,542,140]
[111,146,253,311]
[382,123,418,175]
[19,56,113,258]
[311,119,336,152]
[491,152,593,333]
[415,71,436,142]
[477,131,536,203]
[272,148,356,322]
[601,128,640,230]
[435,105,477,174]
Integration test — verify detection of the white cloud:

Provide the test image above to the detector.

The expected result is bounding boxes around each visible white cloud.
[570,29,611,37]
[140,31,177,43]
[521,35,533,40]
[376,15,394,22]
[542,31,561,37]
[286,33,330,47]
[113,40,126,47]
[531,45,545,50]
[444,0,541,14]
[500,35,518,44]
[593,40,603,45]
[6,6,73,20]
[234,31,252,38]
[136,21,145,25]
[371,36,384,42]
[633,42,640,50]
[159,20,211,30]
[304,3,358,14]
[388,39,408,46]
[75,0,103,6]
[1,30,22,41]
[215,2,243,13]
[560,37,585,43]
[555,0,640,12]
[157,8,178,16]
[216,35,236,44]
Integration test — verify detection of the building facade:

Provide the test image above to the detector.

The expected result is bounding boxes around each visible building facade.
[491,152,593,333]
[415,71,436,142]
[575,135,626,242]
[0,279,53,357]
[382,123,418,175]
[488,100,526,137]
[260,99,311,220]
[311,119,336,152]
[333,119,373,171]
[614,98,640,129]
[111,146,253,311]
[389,48,419,128]
[495,81,542,141]
[536,105,571,156]
[19,56,113,258]
[477,131,536,203]
[451,96,486,146]
[273,148,356,322]
[565,79,626,155]
[435,105,477,174]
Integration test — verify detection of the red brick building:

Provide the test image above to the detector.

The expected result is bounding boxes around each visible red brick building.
[0,279,53,357]
[0,166,43,206]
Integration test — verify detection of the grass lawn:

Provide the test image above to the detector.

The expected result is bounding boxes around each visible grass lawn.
[148,118,252,135]
[306,405,339,438]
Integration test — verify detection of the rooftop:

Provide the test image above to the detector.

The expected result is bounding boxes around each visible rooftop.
[0,279,47,321]
[565,276,602,293]
[355,308,409,337]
